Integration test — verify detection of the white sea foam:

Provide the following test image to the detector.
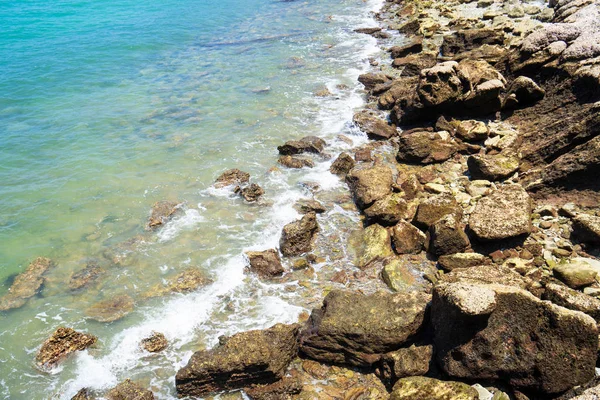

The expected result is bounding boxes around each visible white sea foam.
[157,209,205,242]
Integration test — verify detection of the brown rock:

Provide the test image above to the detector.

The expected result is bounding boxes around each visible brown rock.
[106,379,155,400]
[358,72,391,91]
[141,332,168,353]
[293,199,326,214]
[278,155,314,169]
[71,388,92,400]
[246,249,284,278]
[353,110,398,140]
[279,213,319,257]
[215,169,250,188]
[244,377,302,400]
[438,253,488,271]
[390,376,478,400]
[441,29,504,57]
[378,76,419,110]
[147,267,213,298]
[0,257,54,311]
[400,175,423,200]
[346,165,393,209]
[389,38,423,58]
[329,152,355,176]
[454,120,489,142]
[147,201,181,229]
[69,262,104,291]
[364,193,409,226]
[377,345,434,386]
[397,130,457,165]
[440,264,532,290]
[413,194,463,231]
[391,220,426,254]
[277,136,326,155]
[86,294,135,323]
[353,223,394,269]
[239,183,265,202]
[176,324,299,397]
[572,213,600,244]
[36,327,97,368]
[467,153,520,181]
[544,283,600,321]
[503,76,545,109]
[426,214,470,256]
[391,54,438,77]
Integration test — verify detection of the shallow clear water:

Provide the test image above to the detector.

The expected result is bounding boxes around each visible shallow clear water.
[0,0,384,398]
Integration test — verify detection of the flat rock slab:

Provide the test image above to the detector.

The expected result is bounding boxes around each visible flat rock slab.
[299,290,430,367]
[176,323,299,397]
[85,294,135,323]
[36,327,97,369]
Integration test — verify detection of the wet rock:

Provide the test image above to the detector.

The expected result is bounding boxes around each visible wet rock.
[69,262,104,291]
[36,327,97,369]
[377,345,433,387]
[544,283,600,321]
[148,267,213,297]
[413,194,463,231]
[238,183,265,202]
[0,257,54,311]
[214,169,250,188]
[71,389,91,400]
[244,376,303,400]
[279,212,319,257]
[553,258,600,289]
[354,223,394,269]
[293,199,326,215]
[391,220,426,254]
[85,294,135,323]
[503,76,545,109]
[572,213,600,244]
[441,29,505,57]
[433,282,598,394]
[364,193,409,227]
[353,110,397,140]
[329,152,355,176]
[354,27,382,35]
[397,130,457,165]
[277,136,326,155]
[454,120,489,142]
[278,155,314,169]
[141,332,168,353]
[469,184,532,241]
[467,153,520,181]
[426,214,470,256]
[246,249,284,278]
[299,290,431,367]
[147,201,181,229]
[176,323,299,397]
[106,379,155,400]
[438,253,488,271]
[381,258,426,292]
[390,376,479,400]
[346,165,393,209]
[389,38,423,59]
[358,72,391,91]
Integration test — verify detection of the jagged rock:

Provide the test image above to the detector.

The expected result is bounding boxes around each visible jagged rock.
[392,54,438,77]
[71,389,91,400]
[453,120,489,142]
[0,257,54,311]
[503,76,545,109]
[36,327,97,368]
[244,377,303,400]
[417,61,469,108]
[469,184,532,241]
[329,152,355,176]
[378,77,420,109]
[413,194,463,231]
[377,345,433,386]
[426,214,470,256]
[354,223,394,269]
[141,332,168,353]
[390,376,479,400]
[397,130,457,164]
[441,29,504,57]
[438,253,488,271]
[432,282,598,394]
[238,183,265,202]
[299,290,431,367]
[278,156,314,169]
[467,153,520,181]
[553,258,600,289]
[176,324,299,397]
[391,220,426,254]
[69,262,104,291]
[346,165,393,209]
[279,212,319,257]
[293,199,326,214]
[358,72,391,91]
[353,110,398,140]
[147,267,213,297]
[364,193,409,226]
[572,213,600,244]
[440,264,532,290]
[400,175,423,200]
[389,38,423,58]
[277,136,326,155]
[147,201,181,229]
[106,379,155,400]
[544,283,600,321]
[85,294,135,323]
[214,169,250,188]
[246,249,284,278]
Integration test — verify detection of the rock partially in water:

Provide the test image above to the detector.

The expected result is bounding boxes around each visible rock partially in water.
[146,267,213,297]
[214,168,250,188]
[432,282,598,394]
[293,199,326,215]
[329,152,355,176]
[36,327,97,369]
[69,262,105,291]
[176,323,299,397]
[381,258,427,292]
[390,376,479,400]
[237,183,265,202]
[277,136,326,155]
[245,249,284,279]
[147,201,181,229]
[71,388,91,400]
[299,290,431,367]
[86,294,135,323]
[377,344,433,387]
[352,110,398,140]
[280,212,319,257]
[358,72,391,91]
[278,155,314,169]
[346,165,393,209]
[106,379,155,400]
[0,257,54,311]
[467,153,520,181]
[354,223,394,269]
[141,332,168,353]
[391,220,426,255]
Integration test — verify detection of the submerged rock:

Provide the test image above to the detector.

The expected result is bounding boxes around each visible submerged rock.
[36,327,97,369]
[245,249,285,278]
[147,267,213,297]
[279,212,319,257]
[299,290,430,367]
[293,199,326,215]
[141,332,168,353]
[106,379,155,400]
[147,201,181,229]
[0,257,54,311]
[390,376,478,400]
[176,323,299,397]
[214,169,250,188]
[346,165,393,209]
[85,294,135,323]
[69,262,105,291]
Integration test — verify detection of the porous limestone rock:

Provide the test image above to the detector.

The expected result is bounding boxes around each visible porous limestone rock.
[279,212,319,257]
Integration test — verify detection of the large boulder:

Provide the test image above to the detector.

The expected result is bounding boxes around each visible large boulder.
[346,165,393,209]
[413,194,463,231]
[353,110,398,140]
[572,213,600,244]
[277,136,326,155]
[279,212,319,257]
[467,153,520,181]
[432,282,598,394]
[397,130,457,165]
[389,376,479,400]
[245,249,284,278]
[0,257,54,311]
[106,379,155,400]
[417,62,469,108]
[468,184,532,241]
[364,193,410,226]
[426,214,470,256]
[299,290,431,367]
[553,258,600,289]
[176,323,299,397]
[36,327,97,369]
[391,220,426,254]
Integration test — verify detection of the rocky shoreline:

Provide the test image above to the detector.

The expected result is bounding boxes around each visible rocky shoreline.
[6,0,600,398]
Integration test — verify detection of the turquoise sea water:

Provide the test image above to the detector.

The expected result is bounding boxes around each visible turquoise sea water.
[0,0,385,398]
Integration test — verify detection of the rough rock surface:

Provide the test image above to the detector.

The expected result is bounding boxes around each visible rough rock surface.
[377,344,433,386]
[278,155,314,169]
[0,257,54,311]
[293,199,326,215]
[397,130,457,164]
[354,223,394,269]
[246,249,285,278]
[277,136,326,155]
[71,389,91,400]
[553,258,600,289]
[176,324,299,397]
[244,377,303,400]
[214,169,250,188]
[36,327,97,368]
[391,220,426,254]
[441,28,504,57]
[572,213,600,244]
[147,267,213,297]
[106,379,155,400]
[467,153,520,181]
[426,214,470,256]
[432,282,598,394]
[413,194,462,230]
[544,283,600,321]
[141,332,168,353]
[85,294,135,323]
[239,183,265,202]
[438,253,488,271]
[69,262,104,291]
[279,212,319,257]
[468,184,532,241]
[299,290,430,367]
[363,193,409,226]
[389,376,479,400]
[346,165,393,209]
[353,110,398,140]
[329,152,355,176]
[147,201,181,229]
